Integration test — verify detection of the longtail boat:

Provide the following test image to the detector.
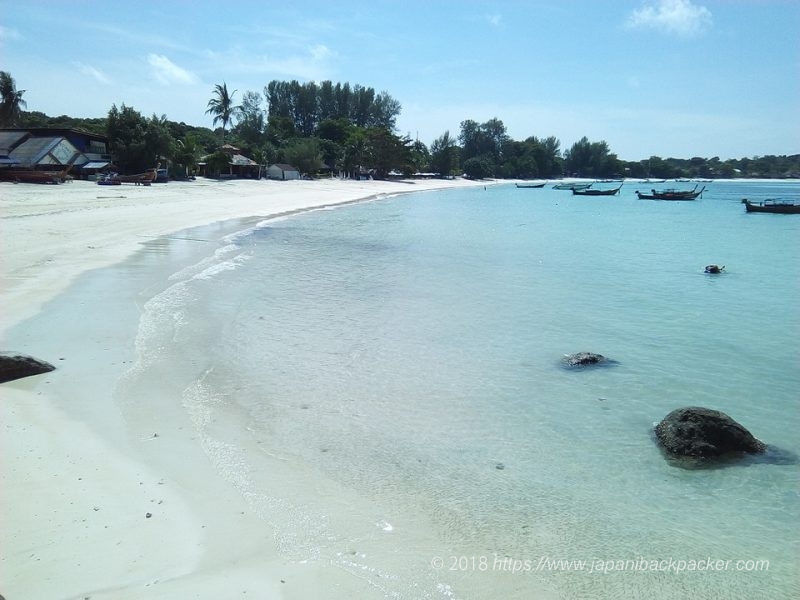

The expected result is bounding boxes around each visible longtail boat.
[741,199,800,214]
[636,185,705,201]
[0,165,72,184]
[553,182,592,190]
[115,168,158,185]
[515,182,547,188]
[572,183,623,196]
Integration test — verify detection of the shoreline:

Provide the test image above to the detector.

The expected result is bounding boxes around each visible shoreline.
[0,177,493,338]
[0,176,507,600]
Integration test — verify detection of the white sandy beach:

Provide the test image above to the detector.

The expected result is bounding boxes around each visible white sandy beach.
[0,177,510,600]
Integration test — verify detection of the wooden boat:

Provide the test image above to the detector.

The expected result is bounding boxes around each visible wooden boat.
[516,182,546,188]
[553,182,592,190]
[572,183,623,196]
[741,199,800,214]
[97,174,121,186]
[636,185,705,201]
[0,165,71,184]
[115,168,158,185]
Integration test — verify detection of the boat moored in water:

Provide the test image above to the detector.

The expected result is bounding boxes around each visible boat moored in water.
[515,181,547,188]
[553,182,592,190]
[572,183,623,196]
[741,198,800,214]
[636,185,705,201]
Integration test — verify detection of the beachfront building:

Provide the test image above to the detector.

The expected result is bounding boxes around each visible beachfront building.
[266,163,300,180]
[0,128,113,179]
[197,143,260,179]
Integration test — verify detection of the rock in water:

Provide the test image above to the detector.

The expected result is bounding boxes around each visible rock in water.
[562,352,608,367]
[0,352,56,384]
[654,407,766,460]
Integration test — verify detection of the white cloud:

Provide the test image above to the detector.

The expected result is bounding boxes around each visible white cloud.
[309,44,331,61]
[147,54,199,85]
[75,62,112,85]
[198,43,335,82]
[0,24,22,42]
[487,14,502,27]
[626,0,712,36]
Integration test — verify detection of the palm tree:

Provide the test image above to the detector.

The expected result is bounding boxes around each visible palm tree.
[205,82,237,142]
[0,71,27,127]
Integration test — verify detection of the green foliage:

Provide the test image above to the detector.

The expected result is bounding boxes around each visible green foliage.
[173,135,202,176]
[408,140,431,174]
[106,104,150,173]
[284,137,323,176]
[458,118,515,178]
[231,90,265,152]
[563,136,622,178]
[315,118,354,145]
[145,113,175,167]
[0,71,27,127]
[9,69,798,181]
[205,82,237,142]
[19,111,106,134]
[265,80,401,137]
[463,155,495,179]
[363,127,412,178]
[205,150,231,177]
[430,130,459,177]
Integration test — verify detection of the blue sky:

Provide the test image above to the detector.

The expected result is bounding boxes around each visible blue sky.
[1,0,797,161]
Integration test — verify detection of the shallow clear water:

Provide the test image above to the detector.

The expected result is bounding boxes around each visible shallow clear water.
[11,181,800,598]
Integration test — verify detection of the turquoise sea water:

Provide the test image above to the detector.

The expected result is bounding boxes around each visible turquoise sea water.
[10,180,800,598]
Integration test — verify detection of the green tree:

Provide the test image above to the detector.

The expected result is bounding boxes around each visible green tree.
[106,104,150,173]
[430,130,459,177]
[563,136,619,178]
[315,118,354,145]
[459,118,508,175]
[408,140,430,174]
[499,139,538,178]
[145,113,175,169]
[232,90,265,151]
[205,150,231,177]
[205,82,238,142]
[463,155,495,179]
[0,71,27,127]
[284,137,322,176]
[362,127,411,178]
[266,114,296,147]
[173,135,202,177]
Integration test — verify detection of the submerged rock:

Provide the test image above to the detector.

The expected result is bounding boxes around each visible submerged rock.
[0,352,56,384]
[562,352,610,368]
[654,407,766,461]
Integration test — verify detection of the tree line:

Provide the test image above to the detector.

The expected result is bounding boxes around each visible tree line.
[2,71,798,178]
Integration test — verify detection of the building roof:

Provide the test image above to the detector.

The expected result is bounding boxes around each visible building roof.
[81,160,112,170]
[270,163,299,171]
[10,136,79,167]
[1,127,108,143]
[230,154,257,166]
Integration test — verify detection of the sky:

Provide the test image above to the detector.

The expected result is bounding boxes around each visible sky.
[1,0,798,161]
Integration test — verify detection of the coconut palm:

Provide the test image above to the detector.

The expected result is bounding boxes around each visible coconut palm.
[0,71,27,127]
[205,82,238,142]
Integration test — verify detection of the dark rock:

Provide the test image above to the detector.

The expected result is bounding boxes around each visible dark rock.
[0,352,56,384]
[654,407,766,460]
[562,352,610,368]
